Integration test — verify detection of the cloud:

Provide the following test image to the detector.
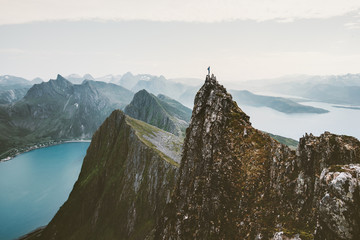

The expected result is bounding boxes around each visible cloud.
[344,12,360,29]
[344,22,360,29]
[0,0,360,25]
[0,48,25,53]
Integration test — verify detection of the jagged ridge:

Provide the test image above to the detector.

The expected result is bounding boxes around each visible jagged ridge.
[32,110,181,240]
[155,75,360,239]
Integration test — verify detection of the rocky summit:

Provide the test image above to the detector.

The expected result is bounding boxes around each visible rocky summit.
[154,75,360,239]
[23,74,360,240]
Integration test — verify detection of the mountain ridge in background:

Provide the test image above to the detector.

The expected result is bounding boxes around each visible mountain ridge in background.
[0,74,134,160]
[124,89,191,137]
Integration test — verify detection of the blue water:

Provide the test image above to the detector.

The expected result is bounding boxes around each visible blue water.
[0,142,90,240]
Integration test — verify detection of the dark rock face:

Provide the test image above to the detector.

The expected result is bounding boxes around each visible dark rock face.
[316,164,360,240]
[155,75,360,240]
[36,110,179,240]
[289,133,360,234]
[155,75,292,239]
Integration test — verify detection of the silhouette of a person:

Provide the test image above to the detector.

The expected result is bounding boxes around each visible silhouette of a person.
[207,66,210,75]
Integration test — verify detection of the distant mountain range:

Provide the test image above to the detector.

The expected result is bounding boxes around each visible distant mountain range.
[241,73,360,105]
[0,88,29,104]
[4,72,349,112]
[0,75,133,159]
[0,75,42,90]
[0,75,43,104]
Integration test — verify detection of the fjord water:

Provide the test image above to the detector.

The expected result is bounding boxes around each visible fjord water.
[241,101,360,140]
[0,142,90,240]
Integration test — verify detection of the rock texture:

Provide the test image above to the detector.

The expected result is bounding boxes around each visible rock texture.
[316,164,360,239]
[31,110,181,240]
[154,75,360,239]
[125,90,191,137]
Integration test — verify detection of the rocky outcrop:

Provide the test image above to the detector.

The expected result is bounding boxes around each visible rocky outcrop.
[316,164,360,239]
[125,90,191,137]
[32,110,181,240]
[155,75,294,239]
[154,75,360,239]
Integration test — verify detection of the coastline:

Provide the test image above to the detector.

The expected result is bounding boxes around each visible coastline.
[0,139,91,163]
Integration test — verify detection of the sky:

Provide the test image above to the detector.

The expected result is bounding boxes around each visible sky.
[1,0,360,82]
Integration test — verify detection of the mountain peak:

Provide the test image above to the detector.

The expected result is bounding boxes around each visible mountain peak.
[155,74,258,238]
[193,74,251,129]
[56,74,65,80]
[136,89,151,96]
[124,89,191,137]
[52,74,73,88]
[83,74,94,80]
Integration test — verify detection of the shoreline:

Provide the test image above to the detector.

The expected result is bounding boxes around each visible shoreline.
[0,139,91,163]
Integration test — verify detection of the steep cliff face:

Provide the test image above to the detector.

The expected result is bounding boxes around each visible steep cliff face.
[155,75,293,239]
[124,90,191,137]
[30,110,181,240]
[288,133,360,234]
[155,75,360,239]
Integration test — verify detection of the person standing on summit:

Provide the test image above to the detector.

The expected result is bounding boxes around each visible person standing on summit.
[207,66,210,75]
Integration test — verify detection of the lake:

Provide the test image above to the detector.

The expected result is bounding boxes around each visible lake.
[0,142,90,240]
[240,102,360,141]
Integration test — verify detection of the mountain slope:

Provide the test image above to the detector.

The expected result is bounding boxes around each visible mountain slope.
[0,75,134,159]
[82,80,134,109]
[266,132,298,149]
[0,75,33,90]
[0,88,28,104]
[124,90,191,137]
[29,110,181,240]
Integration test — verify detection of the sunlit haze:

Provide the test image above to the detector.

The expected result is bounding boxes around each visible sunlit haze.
[1,0,360,82]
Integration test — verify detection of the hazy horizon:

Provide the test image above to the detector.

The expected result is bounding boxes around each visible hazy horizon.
[1,1,360,83]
